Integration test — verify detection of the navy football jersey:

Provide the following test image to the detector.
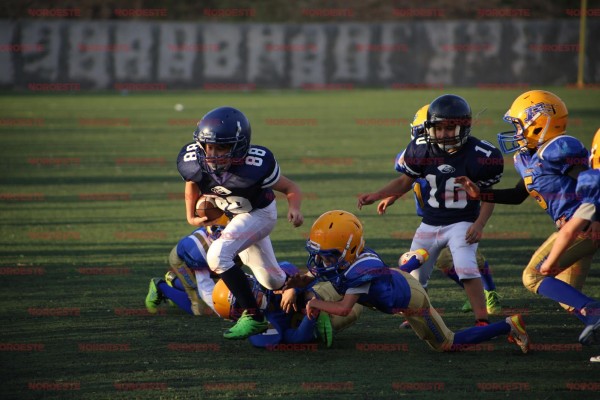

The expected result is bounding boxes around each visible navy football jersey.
[177,142,280,214]
[398,136,504,225]
[328,250,411,314]
[513,135,588,224]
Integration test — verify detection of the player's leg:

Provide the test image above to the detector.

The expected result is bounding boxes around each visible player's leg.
[399,271,454,351]
[476,251,502,315]
[238,235,286,291]
[207,203,279,338]
[157,280,194,315]
[452,314,529,353]
[523,233,600,344]
[446,222,488,323]
[434,247,471,313]
[409,222,444,289]
[169,246,211,316]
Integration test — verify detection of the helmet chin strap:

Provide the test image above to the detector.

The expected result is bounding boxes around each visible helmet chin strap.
[534,114,552,148]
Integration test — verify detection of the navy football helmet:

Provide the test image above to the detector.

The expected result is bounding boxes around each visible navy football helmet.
[193,106,251,174]
[425,94,472,154]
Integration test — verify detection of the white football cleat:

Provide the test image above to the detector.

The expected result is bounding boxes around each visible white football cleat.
[399,248,429,266]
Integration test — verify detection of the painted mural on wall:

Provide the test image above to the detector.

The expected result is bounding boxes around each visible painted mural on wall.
[1,20,598,89]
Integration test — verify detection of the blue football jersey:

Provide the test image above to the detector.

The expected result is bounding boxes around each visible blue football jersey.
[576,169,600,208]
[513,135,589,224]
[398,136,504,225]
[177,142,280,214]
[175,227,213,271]
[395,150,426,217]
[328,250,411,314]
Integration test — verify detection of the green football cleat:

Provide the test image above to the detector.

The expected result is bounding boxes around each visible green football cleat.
[316,312,333,348]
[485,290,502,315]
[461,298,472,313]
[145,278,165,314]
[164,271,177,307]
[223,310,268,340]
[506,314,529,354]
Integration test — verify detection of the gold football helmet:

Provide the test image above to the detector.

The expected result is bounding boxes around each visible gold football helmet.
[410,104,429,140]
[591,128,600,169]
[306,210,364,281]
[212,276,267,320]
[497,90,568,154]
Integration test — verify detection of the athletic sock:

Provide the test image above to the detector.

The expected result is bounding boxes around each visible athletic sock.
[453,320,510,347]
[537,277,594,321]
[219,266,263,320]
[157,282,193,315]
[480,261,496,291]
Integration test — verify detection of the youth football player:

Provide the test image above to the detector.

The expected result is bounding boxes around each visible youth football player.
[177,106,304,339]
[456,90,600,345]
[293,210,529,353]
[358,95,504,326]
[384,104,501,321]
[212,262,363,348]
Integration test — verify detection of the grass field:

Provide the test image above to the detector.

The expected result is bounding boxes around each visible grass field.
[1,88,599,400]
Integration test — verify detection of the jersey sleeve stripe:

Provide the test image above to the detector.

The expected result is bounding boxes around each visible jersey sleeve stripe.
[190,230,211,262]
[261,162,281,188]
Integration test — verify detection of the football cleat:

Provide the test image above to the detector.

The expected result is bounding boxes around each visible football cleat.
[399,248,429,266]
[590,355,600,363]
[145,278,165,314]
[163,271,177,307]
[461,298,472,313]
[223,310,268,340]
[485,290,502,315]
[506,314,529,354]
[316,312,333,348]
[399,320,412,330]
[578,301,600,346]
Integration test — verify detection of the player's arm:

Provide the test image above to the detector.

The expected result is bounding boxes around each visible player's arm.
[358,174,415,209]
[305,293,360,319]
[539,216,591,275]
[184,181,208,226]
[194,269,216,313]
[456,176,529,204]
[271,175,303,227]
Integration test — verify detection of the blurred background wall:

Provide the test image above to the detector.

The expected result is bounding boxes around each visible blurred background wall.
[1,0,598,89]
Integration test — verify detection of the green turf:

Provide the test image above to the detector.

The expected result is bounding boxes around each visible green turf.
[1,88,599,399]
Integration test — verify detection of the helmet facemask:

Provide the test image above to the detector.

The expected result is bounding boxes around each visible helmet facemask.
[192,108,251,175]
[497,91,568,154]
[305,236,354,282]
[425,119,470,154]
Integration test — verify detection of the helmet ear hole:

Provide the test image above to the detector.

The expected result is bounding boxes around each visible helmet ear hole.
[533,127,543,135]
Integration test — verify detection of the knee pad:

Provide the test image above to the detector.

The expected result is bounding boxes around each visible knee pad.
[522,265,543,294]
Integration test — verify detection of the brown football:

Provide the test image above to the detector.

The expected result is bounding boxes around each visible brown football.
[195,196,224,221]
